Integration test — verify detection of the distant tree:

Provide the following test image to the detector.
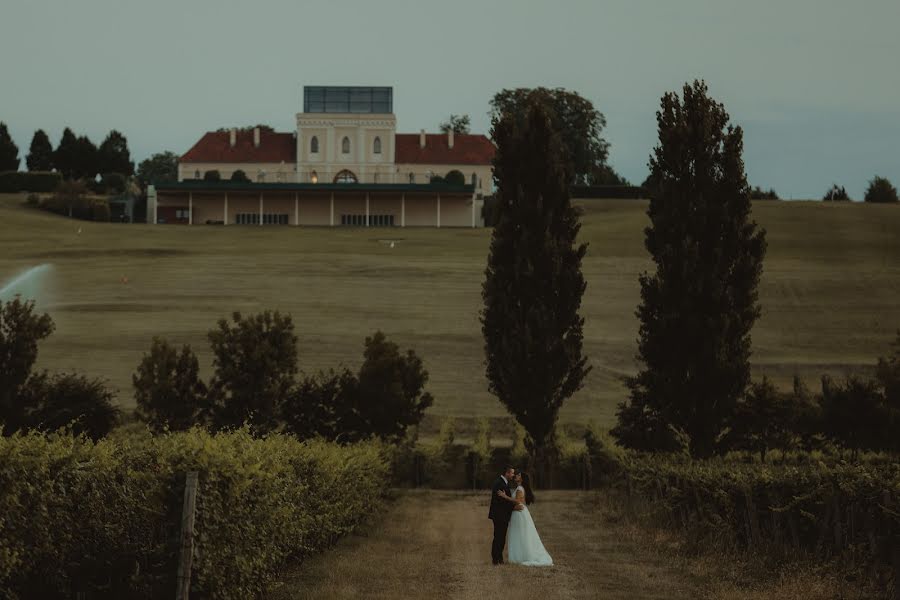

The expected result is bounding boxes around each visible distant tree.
[206,311,298,433]
[727,377,809,462]
[97,130,134,176]
[282,368,360,441]
[864,176,899,203]
[54,128,79,179]
[490,87,609,184]
[354,331,433,443]
[612,80,767,458]
[133,337,208,433]
[749,186,779,200]
[820,374,885,458]
[588,164,630,186]
[73,135,99,180]
[20,372,119,441]
[216,124,275,133]
[0,297,55,436]
[25,129,54,171]
[444,169,466,186]
[229,169,250,183]
[483,92,590,480]
[136,151,179,187]
[0,122,20,172]
[439,114,471,134]
[823,183,851,201]
[203,170,221,181]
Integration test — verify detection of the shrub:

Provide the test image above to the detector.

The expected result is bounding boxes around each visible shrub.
[0,171,62,193]
[203,170,221,181]
[820,374,887,458]
[19,372,119,440]
[0,429,391,599]
[864,176,899,203]
[133,337,208,432]
[282,368,359,441]
[823,183,851,201]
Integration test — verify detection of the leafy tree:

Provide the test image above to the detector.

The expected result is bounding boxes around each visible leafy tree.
[444,169,465,186]
[26,129,54,171]
[482,92,590,479]
[203,170,221,181]
[229,169,250,183]
[612,80,767,458]
[0,297,55,435]
[490,87,609,184]
[588,164,630,186]
[54,128,79,179]
[820,374,885,458]
[133,337,208,432]
[823,184,851,201]
[46,180,89,218]
[354,331,433,442]
[136,151,179,186]
[98,130,134,176]
[282,368,360,441]
[20,372,119,441]
[73,135,99,180]
[439,114,471,134]
[727,377,802,462]
[206,311,298,433]
[749,186,779,200]
[864,176,899,203]
[0,122,20,172]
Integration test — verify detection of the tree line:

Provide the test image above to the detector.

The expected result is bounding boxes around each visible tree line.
[0,297,433,444]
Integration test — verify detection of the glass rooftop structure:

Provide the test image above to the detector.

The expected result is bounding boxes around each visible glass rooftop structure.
[302,86,393,114]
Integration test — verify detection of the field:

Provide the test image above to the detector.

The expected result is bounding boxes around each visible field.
[1,194,899,429]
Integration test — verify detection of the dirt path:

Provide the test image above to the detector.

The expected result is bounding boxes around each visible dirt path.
[268,490,699,600]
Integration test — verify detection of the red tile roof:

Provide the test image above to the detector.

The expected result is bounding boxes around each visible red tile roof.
[395,133,495,165]
[181,130,295,163]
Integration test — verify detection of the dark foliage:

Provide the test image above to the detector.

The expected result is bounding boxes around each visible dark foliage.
[864,176,898,203]
[133,337,208,432]
[0,297,55,435]
[823,183,851,201]
[101,172,127,194]
[444,169,466,186]
[482,92,590,478]
[204,170,221,181]
[0,122,20,172]
[820,374,886,458]
[613,80,767,458]
[97,130,134,176]
[20,372,119,441]
[53,128,79,179]
[490,87,609,184]
[587,163,630,186]
[439,114,471,134]
[206,311,298,433]
[749,186,779,200]
[0,171,61,193]
[229,169,250,183]
[25,129,54,171]
[282,368,360,441]
[136,151,179,187]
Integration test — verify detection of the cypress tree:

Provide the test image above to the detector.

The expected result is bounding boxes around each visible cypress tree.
[0,122,20,172]
[481,93,590,481]
[98,130,134,176]
[54,128,79,179]
[26,129,54,171]
[612,80,767,458]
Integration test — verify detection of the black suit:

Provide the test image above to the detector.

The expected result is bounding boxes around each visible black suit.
[488,476,513,564]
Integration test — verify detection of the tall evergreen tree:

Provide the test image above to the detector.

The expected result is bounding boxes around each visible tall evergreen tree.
[0,122,20,171]
[611,80,767,458]
[97,130,134,176]
[26,129,54,171]
[73,135,99,180]
[54,128,79,179]
[482,93,590,480]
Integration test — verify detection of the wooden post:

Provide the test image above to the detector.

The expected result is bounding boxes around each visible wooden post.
[176,471,199,600]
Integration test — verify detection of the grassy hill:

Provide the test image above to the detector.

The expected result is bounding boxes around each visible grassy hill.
[1,194,899,431]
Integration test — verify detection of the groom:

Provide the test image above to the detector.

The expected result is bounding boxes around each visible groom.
[488,465,521,565]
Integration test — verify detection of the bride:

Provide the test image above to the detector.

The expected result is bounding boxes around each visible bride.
[500,471,553,566]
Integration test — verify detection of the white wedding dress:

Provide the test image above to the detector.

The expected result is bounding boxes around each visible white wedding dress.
[507,486,553,566]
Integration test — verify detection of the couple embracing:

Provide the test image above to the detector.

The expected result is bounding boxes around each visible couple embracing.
[487,466,553,567]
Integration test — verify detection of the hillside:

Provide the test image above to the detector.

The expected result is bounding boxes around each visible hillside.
[1,194,899,429]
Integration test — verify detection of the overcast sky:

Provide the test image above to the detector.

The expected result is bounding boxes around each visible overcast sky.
[2,0,898,199]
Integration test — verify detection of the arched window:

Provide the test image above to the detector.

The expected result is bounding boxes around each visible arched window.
[373,137,382,154]
[310,136,319,154]
[333,169,358,184]
[341,137,350,154]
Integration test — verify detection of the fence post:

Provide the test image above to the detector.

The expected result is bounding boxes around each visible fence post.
[176,471,199,600]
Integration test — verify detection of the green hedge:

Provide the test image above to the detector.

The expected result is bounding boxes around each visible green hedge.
[605,452,900,591]
[0,429,390,599]
[0,171,62,193]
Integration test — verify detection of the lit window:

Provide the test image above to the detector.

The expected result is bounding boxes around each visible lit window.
[333,170,358,184]
[310,170,318,184]
[342,137,350,154]
[374,137,381,154]
[310,136,319,154]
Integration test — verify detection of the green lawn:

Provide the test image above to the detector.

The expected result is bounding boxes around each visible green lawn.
[2,194,899,430]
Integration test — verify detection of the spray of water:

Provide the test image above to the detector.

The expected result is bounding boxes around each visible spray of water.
[0,264,54,304]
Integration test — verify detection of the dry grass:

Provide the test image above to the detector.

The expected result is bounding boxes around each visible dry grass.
[267,490,698,600]
[2,195,899,431]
